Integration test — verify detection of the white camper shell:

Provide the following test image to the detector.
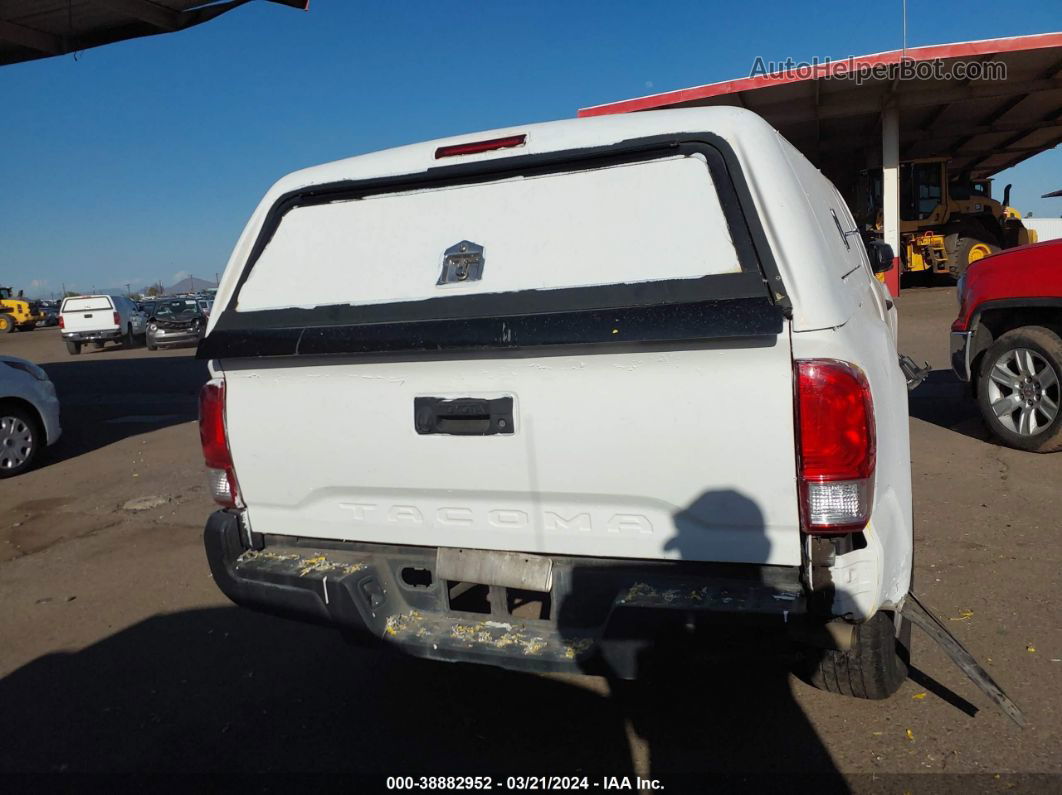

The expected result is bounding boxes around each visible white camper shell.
[200,108,914,696]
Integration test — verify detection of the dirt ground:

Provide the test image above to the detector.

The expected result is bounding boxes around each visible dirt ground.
[1,290,1059,787]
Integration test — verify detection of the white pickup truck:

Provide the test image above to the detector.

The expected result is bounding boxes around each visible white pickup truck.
[196,108,1020,713]
[59,294,146,355]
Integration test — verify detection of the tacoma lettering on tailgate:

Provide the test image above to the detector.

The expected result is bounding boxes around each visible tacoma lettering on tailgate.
[338,503,654,535]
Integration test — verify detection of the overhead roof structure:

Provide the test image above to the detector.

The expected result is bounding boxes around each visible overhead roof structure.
[0,0,307,66]
[579,34,1062,186]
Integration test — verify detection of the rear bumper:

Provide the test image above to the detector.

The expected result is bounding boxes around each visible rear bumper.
[62,329,121,342]
[205,511,809,677]
[951,330,973,382]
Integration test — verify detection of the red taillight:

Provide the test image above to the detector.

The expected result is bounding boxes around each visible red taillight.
[58,315,64,329]
[435,134,526,159]
[795,360,875,534]
[198,380,240,507]
[113,311,120,326]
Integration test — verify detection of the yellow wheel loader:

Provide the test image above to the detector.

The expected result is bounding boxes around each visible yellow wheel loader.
[0,286,44,333]
[855,158,1037,280]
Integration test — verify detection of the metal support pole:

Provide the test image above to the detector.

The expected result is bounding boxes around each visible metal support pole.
[882,105,901,296]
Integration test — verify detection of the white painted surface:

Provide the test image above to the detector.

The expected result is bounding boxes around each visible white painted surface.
[213,106,913,603]
[210,107,884,335]
[1024,217,1062,242]
[238,155,739,312]
[881,106,900,296]
[226,337,803,566]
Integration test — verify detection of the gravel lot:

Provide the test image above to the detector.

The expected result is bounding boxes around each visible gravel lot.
[1,290,1059,786]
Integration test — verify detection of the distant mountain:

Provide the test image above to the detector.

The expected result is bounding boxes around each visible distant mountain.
[164,276,218,294]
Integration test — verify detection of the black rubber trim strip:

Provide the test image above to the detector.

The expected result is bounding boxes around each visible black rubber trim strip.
[211,270,764,333]
[198,296,782,359]
[200,134,789,360]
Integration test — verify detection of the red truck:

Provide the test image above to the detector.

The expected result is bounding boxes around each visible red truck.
[952,239,1062,452]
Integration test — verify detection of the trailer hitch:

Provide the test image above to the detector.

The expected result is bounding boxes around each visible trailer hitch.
[899,354,931,390]
[900,593,1025,728]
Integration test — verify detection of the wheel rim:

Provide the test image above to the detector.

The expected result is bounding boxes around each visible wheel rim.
[968,243,992,264]
[987,348,1060,436]
[0,415,35,470]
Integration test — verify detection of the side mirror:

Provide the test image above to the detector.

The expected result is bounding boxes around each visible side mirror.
[866,240,895,274]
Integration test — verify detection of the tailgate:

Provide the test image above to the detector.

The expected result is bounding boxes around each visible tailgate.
[209,138,801,565]
[61,297,115,332]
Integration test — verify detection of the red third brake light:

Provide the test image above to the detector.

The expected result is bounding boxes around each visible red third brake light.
[795,360,876,534]
[435,134,526,159]
[199,380,240,507]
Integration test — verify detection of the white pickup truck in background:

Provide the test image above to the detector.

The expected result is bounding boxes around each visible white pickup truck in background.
[195,107,1022,720]
[59,295,146,355]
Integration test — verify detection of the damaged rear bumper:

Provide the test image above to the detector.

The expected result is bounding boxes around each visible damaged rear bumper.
[204,510,809,678]
[62,329,122,342]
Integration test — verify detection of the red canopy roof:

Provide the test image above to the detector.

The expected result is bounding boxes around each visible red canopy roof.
[579,34,1062,180]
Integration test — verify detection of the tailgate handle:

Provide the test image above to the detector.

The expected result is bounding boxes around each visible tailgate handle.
[414,397,514,436]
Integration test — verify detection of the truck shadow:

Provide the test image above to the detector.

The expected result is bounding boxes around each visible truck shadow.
[37,354,209,467]
[0,606,635,777]
[557,490,845,786]
[907,369,992,443]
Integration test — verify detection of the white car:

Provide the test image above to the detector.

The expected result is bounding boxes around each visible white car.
[59,294,146,355]
[198,108,916,697]
[0,355,61,477]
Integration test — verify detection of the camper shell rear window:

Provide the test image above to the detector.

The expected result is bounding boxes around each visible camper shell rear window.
[199,135,787,360]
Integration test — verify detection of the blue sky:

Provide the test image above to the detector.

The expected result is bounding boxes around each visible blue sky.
[2,0,1059,296]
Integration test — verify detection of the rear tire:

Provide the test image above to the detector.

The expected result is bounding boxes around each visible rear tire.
[65,340,81,355]
[0,316,13,333]
[796,612,908,699]
[976,326,1062,453]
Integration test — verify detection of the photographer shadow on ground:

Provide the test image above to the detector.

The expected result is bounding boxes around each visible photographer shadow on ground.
[557,489,845,786]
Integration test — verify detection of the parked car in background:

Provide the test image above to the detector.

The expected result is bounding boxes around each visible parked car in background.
[952,239,1062,452]
[36,306,59,327]
[197,298,214,317]
[198,108,917,699]
[0,355,61,477]
[137,299,158,319]
[146,298,207,350]
[59,295,146,355]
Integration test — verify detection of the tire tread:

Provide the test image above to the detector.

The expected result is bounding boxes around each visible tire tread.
[799,612,907,700]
